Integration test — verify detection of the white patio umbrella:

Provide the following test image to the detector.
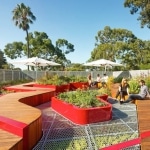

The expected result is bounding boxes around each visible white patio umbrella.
[83,59,123,72]
[12,57,61,81]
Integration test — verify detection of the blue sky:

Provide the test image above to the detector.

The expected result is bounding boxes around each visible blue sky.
[1,0,150,68]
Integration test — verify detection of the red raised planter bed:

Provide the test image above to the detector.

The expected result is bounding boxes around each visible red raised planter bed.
[70,82,89,91]
[32,84,70,93]
[26,82,88,93]
[96,94,109,102]
[51,96,112,125]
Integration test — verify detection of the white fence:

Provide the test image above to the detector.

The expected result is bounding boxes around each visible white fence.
[0,69,150,82]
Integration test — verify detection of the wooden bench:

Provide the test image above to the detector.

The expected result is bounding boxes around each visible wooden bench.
[0,89,55,150]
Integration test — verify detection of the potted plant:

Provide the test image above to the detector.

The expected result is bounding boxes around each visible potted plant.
[35,74,88,93]
[35,74,71,93]
[51,89,112,125]
[96,87,111,102]
[69,75,88,90]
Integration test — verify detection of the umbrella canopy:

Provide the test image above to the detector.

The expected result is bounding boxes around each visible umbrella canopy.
[12,57,61,81]
[12,57,61,66]
[83,59,123,71]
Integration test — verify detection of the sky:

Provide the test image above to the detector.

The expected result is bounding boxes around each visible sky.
[1,0,150,69]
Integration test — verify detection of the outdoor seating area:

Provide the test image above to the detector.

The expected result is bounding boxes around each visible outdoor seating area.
[2,1,150,150]
[0,82,150,149]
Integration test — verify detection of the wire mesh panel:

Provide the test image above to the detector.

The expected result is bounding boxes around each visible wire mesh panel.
[33,99,140,150]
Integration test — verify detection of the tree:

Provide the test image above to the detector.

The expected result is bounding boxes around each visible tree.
[56,39,75,69]
[4,42,24,59]
[3,31,75,71]
[92,26,137,63]
[12,3,36,59]
[66,63,85,71]
[0,50,7,69]
[124,0,150,28]
[27,31,56,59]
[88,26,150,70]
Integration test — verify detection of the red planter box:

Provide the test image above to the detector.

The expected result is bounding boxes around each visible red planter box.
[33,84,70,93]
[51,96,112,125]
[27,82,88,93]
[70,82,89,91]
[96,94,108,102]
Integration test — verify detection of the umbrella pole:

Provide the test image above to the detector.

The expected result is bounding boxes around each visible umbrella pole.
[36,66,38,82]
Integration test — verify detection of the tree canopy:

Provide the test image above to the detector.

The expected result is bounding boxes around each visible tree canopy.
[4,31,75,70]
[3,2,150,71]
[124,0,150,28]
[12,3,36,59]
[89,26,150,70]
[0,50,7,69]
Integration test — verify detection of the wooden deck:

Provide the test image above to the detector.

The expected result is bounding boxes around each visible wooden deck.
[0,82,150,149]
[136,100,150,150]
[0,83,55,150]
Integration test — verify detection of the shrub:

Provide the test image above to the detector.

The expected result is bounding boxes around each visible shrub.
[98,87,111,96]
[37,74,87,85]
[128,79,140,94]
[58,89,107,108]
[113,77,123,83]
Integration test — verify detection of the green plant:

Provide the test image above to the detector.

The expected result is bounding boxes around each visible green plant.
[113,77,123,83]
[98,87,111,96]
[69,75,87,82]
[37,74,88,85]
[144,76,150,89]
[106,76,114,90]
[38,74,70,85]
[1,89,15,95]
[58,89,107,108]
[128,79,140,94]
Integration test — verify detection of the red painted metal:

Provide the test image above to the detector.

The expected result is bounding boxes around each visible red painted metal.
[70,82,89,91]
[51,96,112,125]
[31,82,88,93]
[3,87,34,92]
[96,94,108,102]
[33,84,70,93]
[140,130,150,139]
[0,116,28,150]
[100,138,141,150]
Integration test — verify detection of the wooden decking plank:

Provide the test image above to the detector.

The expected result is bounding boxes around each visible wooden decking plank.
[136,100,150,150]
[0,129,22,150]
[1,82,150,149]
[0,85,52,149]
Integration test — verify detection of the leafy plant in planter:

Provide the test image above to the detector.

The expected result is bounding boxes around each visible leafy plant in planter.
[96,87,111,101]
[97,87,111,96]
[38,74,70,85]
[128,79,140,94]
[37,74,87,85]
[58,89,107,108]
[69,75,87,82]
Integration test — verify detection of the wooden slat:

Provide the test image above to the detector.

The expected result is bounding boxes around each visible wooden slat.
[1,82,150,149]
[0,129,22,150]
[136,100,150,149]
[0,83,55,150]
